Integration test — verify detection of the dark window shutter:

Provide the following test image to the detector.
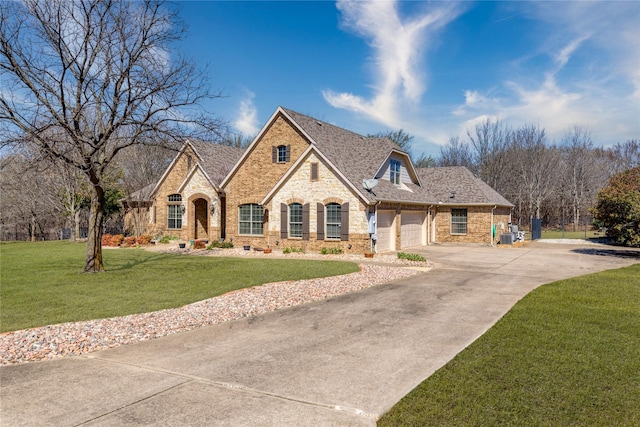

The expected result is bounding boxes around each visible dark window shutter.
[302,203,310,240]
[341,202,349,241]
[280,203,288,239]
[316,203,325,240]
[285,145,291,162]
[272,146,277,163]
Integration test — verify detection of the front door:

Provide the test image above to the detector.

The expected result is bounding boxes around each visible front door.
[194,198,208,240]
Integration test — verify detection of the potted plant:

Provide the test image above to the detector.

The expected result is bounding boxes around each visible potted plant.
[364,251,374,258]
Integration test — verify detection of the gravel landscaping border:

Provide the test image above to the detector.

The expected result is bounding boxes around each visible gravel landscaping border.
[0,260,426,366]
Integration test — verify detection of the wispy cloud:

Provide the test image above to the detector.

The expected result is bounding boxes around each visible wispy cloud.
[450,1,640,147]
[233,91,260,136]
[323,0,464,129]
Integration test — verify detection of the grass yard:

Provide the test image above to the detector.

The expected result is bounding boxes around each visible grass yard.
[540,229,604,240]
[379,264,640,426]
[0,241,359,333]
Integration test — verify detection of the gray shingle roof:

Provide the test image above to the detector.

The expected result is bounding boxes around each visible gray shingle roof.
[417,166,514,206]
[189,140,244,187]
[282,108,431,203]
[282,108,512,207]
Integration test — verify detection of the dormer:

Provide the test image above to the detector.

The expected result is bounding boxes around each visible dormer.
[375,151,422,189]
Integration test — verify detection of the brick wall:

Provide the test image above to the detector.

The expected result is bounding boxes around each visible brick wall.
[432,206,511,244]
[224,114,311,248]
[151,145,221,241]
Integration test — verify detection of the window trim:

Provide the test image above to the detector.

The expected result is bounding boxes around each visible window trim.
[167,194,182,229]
[450,208,468,235]
[325,203,341,240]
[238,203,264,236]
[390,159,401,185]
[288,203,303,239]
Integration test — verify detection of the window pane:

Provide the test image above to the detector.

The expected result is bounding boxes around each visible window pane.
[451,209,467,234]
[239,204,264,235]
[278,145,287,162]
[168,205,181,229]
[289,203,302,238]
[326,203,341,239]
[168,194,182,202]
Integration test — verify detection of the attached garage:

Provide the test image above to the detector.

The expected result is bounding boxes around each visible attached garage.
[401,211,425,249]
[376,210,396,252]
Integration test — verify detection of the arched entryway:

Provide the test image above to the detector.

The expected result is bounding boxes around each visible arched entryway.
[193,198,209,240]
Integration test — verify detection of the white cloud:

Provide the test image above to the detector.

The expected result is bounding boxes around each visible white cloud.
[324,0,464,129]
[233,92,260,136]
[448,1,640,147]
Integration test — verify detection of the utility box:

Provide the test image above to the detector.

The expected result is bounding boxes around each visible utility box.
[500,233,514,245]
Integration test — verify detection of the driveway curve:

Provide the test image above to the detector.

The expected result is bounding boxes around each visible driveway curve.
[2,241,638,426]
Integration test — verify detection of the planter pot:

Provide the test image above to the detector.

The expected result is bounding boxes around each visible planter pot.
[364,252,374,258]
[243,245,250,251]
[178,243,186,249]
[263,248,272,254]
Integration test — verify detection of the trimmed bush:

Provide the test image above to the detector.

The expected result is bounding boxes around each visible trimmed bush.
[397,252,426,262]
[193,240,206,249]
[123,236,137,247]
[321,247,343,255]
[137,235,152,245]
[206,240,234,249]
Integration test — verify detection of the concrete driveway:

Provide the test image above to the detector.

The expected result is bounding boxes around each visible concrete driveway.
[2,242,638,426]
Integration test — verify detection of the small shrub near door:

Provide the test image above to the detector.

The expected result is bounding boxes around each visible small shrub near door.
[193,240,206,249]
[321,247,343,255]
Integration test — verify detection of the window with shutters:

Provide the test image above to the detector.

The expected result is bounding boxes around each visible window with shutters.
[326,203,341,239]
[289,203,303,238]
[273,144,290,163]
[451,208,468,234]
[239,204,264,235]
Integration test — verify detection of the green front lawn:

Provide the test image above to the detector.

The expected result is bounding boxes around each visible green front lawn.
[379,264,640,426]
[0,241,359,333]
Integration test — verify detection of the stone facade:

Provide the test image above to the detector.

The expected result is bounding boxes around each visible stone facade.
[268,152,371,253]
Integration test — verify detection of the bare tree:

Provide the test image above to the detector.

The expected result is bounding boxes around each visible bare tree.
[369,129,414,153]
[467,118,512,194]
[0,0,224,272]
[437,136,474,169]
[508,124,559,224]
[559,127,606,230]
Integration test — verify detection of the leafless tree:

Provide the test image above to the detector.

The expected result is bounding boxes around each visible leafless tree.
[1,0,225,272]
[559,127,607,230]
[467,118,512,194]
[508,124,559,224]
[437,136,474,169]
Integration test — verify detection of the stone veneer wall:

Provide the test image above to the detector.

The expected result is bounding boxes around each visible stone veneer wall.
[432,206,511,244]
[269,152,371,253]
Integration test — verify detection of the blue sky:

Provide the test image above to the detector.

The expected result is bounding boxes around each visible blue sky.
[173,1,640,157]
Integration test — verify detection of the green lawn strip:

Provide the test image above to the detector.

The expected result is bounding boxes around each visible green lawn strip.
[539,230,603,240]
[0,241,359,333]
[379,264,640,426]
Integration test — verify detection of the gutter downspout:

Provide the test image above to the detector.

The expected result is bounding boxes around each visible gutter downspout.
[427,205,432,245]
[491,205,496,247]
[372,201,381,253]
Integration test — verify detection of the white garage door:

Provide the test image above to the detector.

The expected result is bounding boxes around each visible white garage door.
[376,210,396,252]
[401,212,425,249]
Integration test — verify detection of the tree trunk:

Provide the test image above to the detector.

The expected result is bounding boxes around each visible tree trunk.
[73,209,81,241]
[84,185,106,273]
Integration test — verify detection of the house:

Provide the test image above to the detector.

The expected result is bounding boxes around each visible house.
[131,141,244,241]
[132,106,513,252]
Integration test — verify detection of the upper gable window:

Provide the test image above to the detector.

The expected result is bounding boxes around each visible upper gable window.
[390,159,401,185]
[272,145,291,163]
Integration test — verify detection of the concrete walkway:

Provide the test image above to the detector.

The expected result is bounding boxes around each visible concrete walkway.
[2,242,638,426]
